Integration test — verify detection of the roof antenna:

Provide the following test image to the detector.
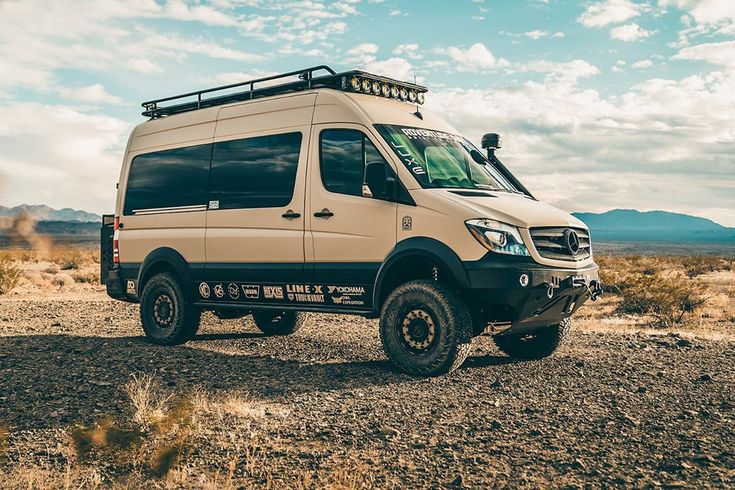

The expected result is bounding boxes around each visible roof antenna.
[413,73,423,120]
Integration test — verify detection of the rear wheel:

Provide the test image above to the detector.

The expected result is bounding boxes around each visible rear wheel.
[379,280,473,377]
[492,318,572,360]
[252,310,305,336]
[140,272,200,345]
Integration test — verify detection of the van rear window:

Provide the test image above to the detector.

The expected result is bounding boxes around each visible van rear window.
[123,144,211,215]
[209,132,302,210]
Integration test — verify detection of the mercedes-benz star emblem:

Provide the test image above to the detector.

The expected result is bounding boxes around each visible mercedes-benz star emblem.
[564,229,580,254]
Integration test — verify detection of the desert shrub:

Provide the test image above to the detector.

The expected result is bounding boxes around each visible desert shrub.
[614,272,705,327]
[680,256,733,277]
[72,272,99,284]
[49,248,98,268]
[70,417,144,462]
[51,274,74,287]
[0,257,22,295]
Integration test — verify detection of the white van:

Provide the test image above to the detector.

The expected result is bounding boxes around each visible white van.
[101,66,602,376]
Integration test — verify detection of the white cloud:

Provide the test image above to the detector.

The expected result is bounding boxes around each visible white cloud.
[660,0,735,24]
[389,9,403,16]
[674,40,735,66]
[552,31,566,38]
[426,62,735,225]
[524,59,600,84]
[439,43,509,72]
[524,30,549,39]
[610,22,654,41]
[632,59,654,68]
[393,43,420,58]
[57,84,123,105]
[0,103,129,213]
[124,58,163,74]
[578,0,644,27]
[345,43,380,64]
[364,58,416,81]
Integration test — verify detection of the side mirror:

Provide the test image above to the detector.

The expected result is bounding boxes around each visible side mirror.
[363,162,395,200]
[481,132,502,150]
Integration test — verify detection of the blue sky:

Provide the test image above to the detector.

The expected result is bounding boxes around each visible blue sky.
[1,0,734,225]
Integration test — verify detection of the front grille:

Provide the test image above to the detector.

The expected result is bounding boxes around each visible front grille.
[529,227,591,261]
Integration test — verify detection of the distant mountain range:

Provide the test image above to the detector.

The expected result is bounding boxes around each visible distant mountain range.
[573,209,735,243]
[0,204,101,223]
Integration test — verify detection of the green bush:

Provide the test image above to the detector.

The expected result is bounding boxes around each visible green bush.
[614,272,704,327]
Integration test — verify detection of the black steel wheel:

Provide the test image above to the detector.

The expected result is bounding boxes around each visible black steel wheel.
[380,280,473,377]
[140,272,200,345]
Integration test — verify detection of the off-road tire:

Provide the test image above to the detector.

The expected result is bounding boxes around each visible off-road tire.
[493,317,572,360]
[252,310,305,336]
[140,272,201,345]
[379,280,473,377]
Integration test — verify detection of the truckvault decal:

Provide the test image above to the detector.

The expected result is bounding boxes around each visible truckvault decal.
[196,281,372,309]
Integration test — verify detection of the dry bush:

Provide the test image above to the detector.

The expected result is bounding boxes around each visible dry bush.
[596,255,719,327]
[51,274,74,287]
[125,373,173,428]
[0,465,103,490]
[48,247,98,268]
[0,256,22,295]
[70,417,144,463]
[43,265,59,274]
[680,256,733,278]
[72,272,99,284]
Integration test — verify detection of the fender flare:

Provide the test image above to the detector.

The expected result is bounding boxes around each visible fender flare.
[137,247,194,299]
[372,237,470,310]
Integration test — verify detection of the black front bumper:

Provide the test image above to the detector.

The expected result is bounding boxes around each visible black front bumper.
[463,254,601,333]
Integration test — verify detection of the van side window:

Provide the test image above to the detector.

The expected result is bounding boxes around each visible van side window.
[123,144,211,215]
[320,129,388,197]
[209,132,302,209]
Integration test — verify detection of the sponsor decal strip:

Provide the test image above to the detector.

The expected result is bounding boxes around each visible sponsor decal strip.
[196,282,371,308]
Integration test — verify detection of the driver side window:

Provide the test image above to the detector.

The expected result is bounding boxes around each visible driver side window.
[320,129,388,197]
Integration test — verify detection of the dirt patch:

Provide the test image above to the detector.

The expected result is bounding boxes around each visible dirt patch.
[0,297,733,488]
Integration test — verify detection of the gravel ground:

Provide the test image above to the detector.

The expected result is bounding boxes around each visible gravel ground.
[1,297,734,488]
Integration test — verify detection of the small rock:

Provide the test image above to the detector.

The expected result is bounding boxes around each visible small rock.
[379,426,400,438]
[696,373,713,382]
[676,338,692,348]
[490,419,502,430]
[490,379,503,389]
[637,386,647,394]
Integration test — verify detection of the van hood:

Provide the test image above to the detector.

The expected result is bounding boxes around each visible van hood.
[430,189,586,229]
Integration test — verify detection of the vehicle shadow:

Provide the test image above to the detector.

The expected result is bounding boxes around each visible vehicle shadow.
[0,333,513,430]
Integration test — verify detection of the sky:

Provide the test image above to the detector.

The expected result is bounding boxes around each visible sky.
[0,0,734,225]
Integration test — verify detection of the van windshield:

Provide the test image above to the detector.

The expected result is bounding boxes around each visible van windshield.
[375,124,517,192]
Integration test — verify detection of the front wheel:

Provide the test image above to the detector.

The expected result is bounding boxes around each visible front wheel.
[379,280,473,377]
[252,310,305,336]
[492,318,572,360]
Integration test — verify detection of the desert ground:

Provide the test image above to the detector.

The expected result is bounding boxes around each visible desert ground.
[0,249,733,488]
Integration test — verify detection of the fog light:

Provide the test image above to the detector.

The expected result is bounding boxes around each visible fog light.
[519,274,529,287]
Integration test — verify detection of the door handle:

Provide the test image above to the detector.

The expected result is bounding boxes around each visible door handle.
[313,208,334,218]
[281,210,301,219]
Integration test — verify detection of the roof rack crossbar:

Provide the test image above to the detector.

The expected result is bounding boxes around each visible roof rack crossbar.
[141,65,336,118]
[141,66,427,119]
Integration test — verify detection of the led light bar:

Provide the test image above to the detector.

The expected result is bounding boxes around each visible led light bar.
[343,72,427,105]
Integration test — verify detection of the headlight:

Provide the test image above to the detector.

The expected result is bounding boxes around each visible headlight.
[465,219,530,256]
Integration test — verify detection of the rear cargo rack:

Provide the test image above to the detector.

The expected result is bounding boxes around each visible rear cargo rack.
[141,65,427,119]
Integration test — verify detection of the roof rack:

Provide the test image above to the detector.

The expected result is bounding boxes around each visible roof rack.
[140,65,427,119]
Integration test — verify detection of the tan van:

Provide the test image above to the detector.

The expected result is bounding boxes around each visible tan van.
[101,65,602,376]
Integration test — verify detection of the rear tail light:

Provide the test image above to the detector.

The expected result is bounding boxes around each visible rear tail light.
[113,216,120,264]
